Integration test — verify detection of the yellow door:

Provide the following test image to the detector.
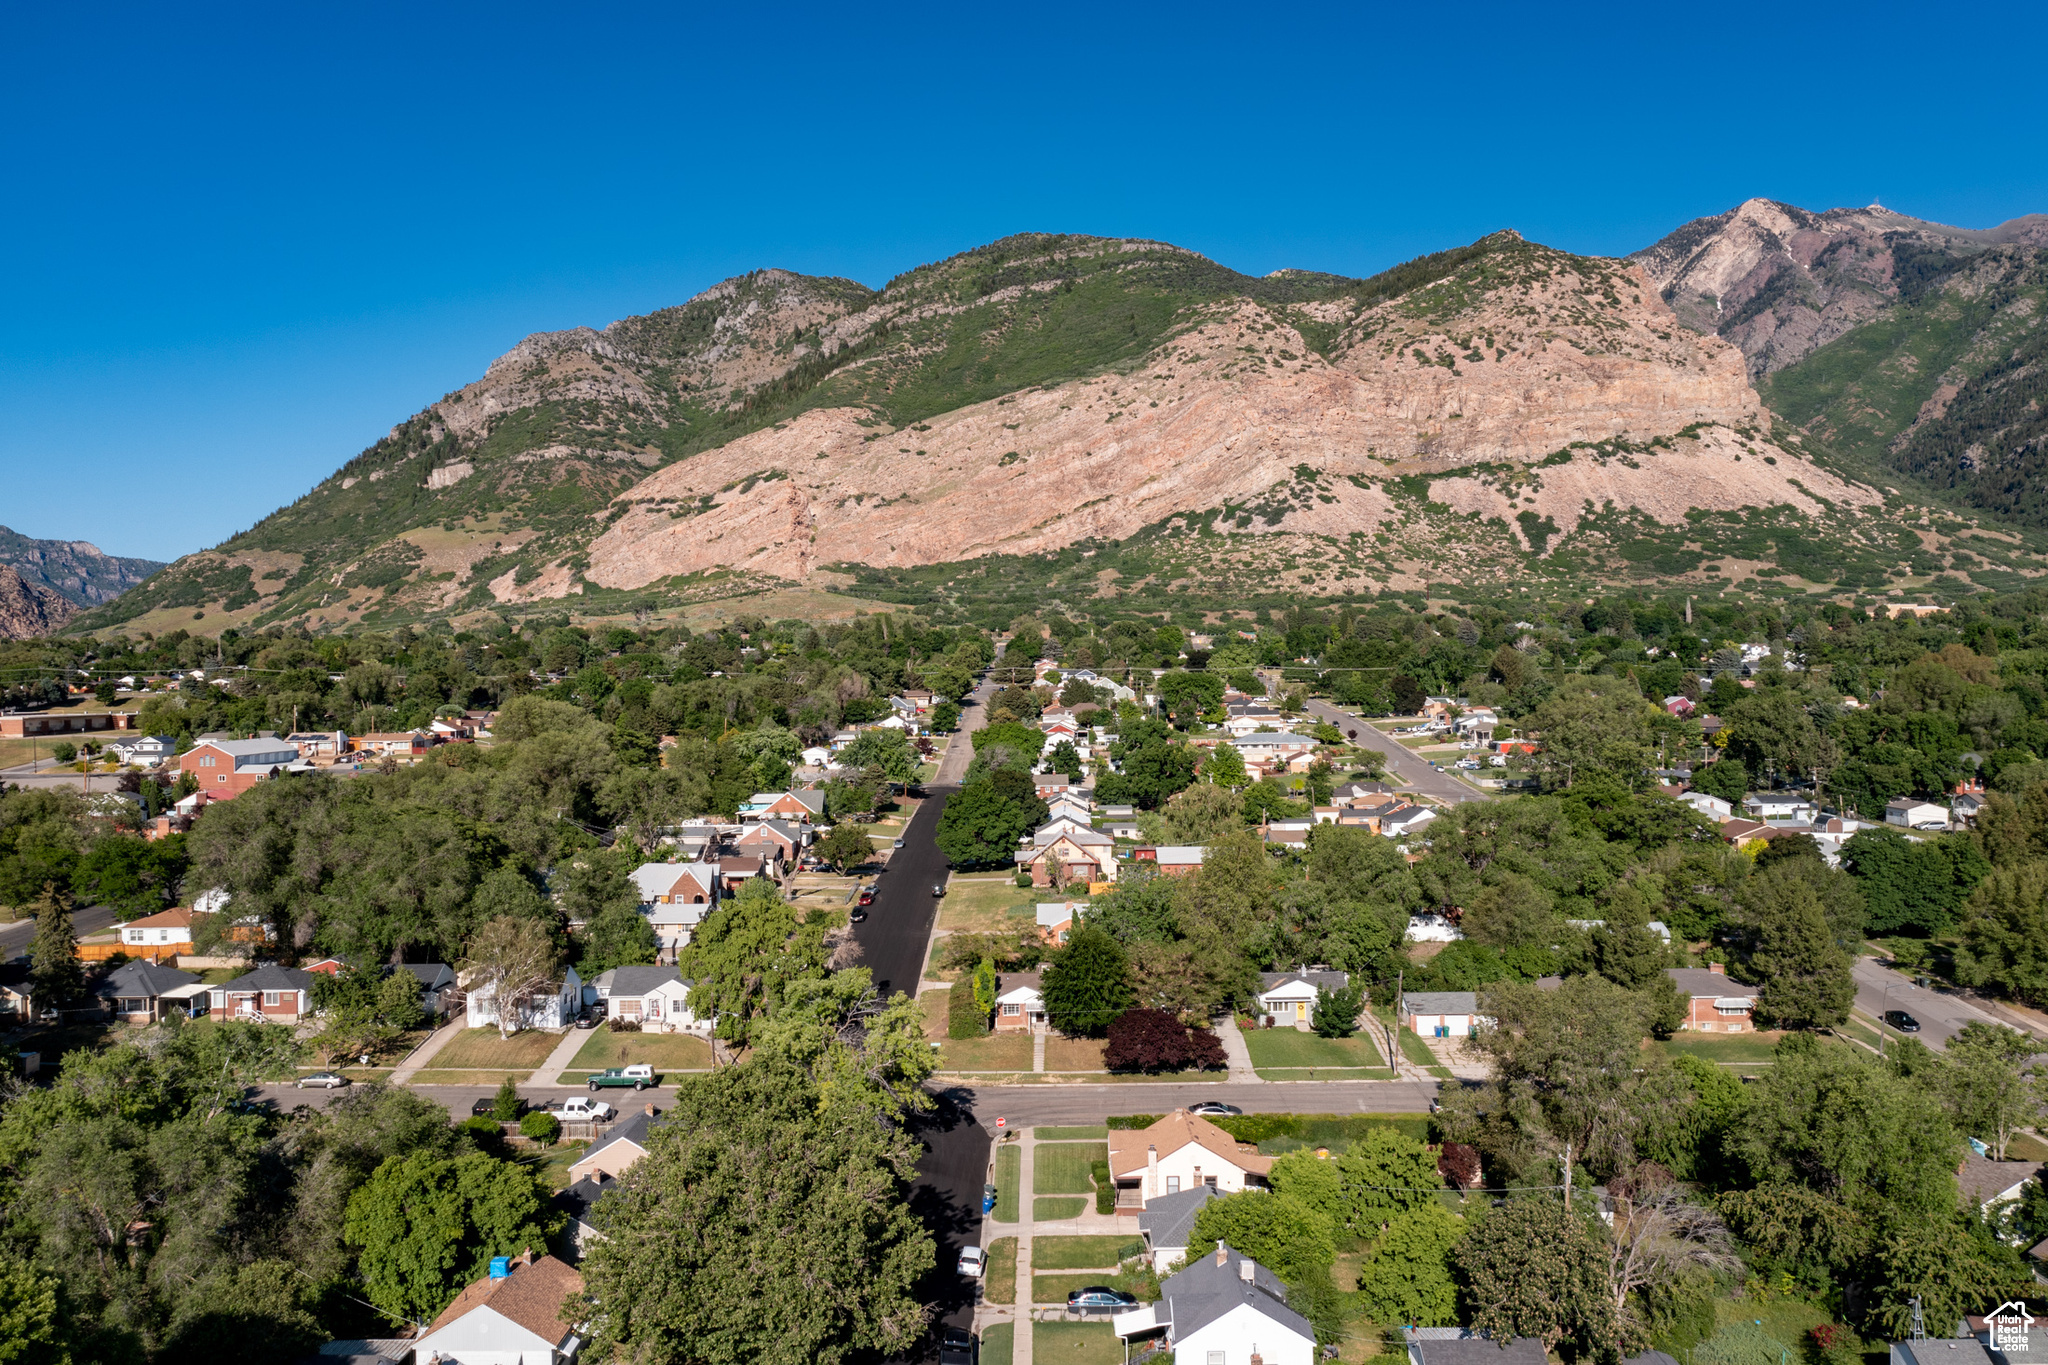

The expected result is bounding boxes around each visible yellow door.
[1296,1001,1308,1020]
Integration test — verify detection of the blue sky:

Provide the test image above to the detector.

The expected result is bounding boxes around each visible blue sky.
[4,1,2044,563]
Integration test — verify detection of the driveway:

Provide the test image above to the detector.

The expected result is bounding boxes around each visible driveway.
[1302,699,1487,807]
[1851,955,2043,1051]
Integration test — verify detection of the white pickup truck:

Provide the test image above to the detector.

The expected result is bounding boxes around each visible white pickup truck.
[549,1096,616,1123]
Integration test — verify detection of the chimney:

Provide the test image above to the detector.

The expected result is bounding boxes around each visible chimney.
[1215,1245,1228,1267]
[1708,962,1725,975]
[645,1103,658,1117]
[1148,1144,1158,1198]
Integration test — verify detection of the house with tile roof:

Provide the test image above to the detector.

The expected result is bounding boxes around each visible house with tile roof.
[1107,1108,1273,1210]
[409,1249,585,1365]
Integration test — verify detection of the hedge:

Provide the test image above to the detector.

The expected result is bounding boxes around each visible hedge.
[947,984,991,1039]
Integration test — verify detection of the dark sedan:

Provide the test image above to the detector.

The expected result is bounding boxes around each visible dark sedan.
[1882,1009,1922,1033]
[1067,1286,1137,1313]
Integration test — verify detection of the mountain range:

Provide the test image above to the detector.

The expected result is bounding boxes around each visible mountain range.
[0,529,164,639]
[58,201,2048,636]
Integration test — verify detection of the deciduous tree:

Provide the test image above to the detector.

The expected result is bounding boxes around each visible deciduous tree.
[342,1151,560,1325]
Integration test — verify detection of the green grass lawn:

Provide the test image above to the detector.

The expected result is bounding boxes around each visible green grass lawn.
[1034,1271,1128,1302]
[1032,1235,1144,1270]
[1243,1029,1385,1068]
[939,879,1041,933]
[940,1033,1035,1072]
[1256,1067,1395,1081]
[1043,1037,1106,1070]
[984,1236,1018,1305]
[1035,1125,1109,1141]
[1034,1196,1087,1220]
[1655,1032,1782,1065]
[519,1139,591,1191]
[431,1028,564,1072]
[1033,1320,1121,1365]
[1393,1027,1453,1077]
[2007,1132,2048,1161]
[980,1323,1013,1365]
[564,1031,712,1077]
[992,1144,1021,1223]
[1034,1142,1107,1195]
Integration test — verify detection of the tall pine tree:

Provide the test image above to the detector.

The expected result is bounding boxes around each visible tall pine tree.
[1754,881,1853,1030]
[27,883,82,1010]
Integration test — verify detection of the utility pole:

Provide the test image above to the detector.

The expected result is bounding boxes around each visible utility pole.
[1563,1141,1574,1209]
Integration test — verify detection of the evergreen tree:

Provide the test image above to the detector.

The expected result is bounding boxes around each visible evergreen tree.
[1040,927,1134,1036]
[1753,882,1854,1030]
[27,883,81,1010]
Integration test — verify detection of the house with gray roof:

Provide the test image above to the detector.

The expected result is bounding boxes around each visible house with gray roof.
[1400,990,1482,1037]
[1113,1243,1315,1365]
[1256,968,1350,1029]
[1404,1327,1548,1365]
[568,1102,662,1184]
[97,959,204,1023]
[590,965,699,1033]
[1135,1184,1216,1272]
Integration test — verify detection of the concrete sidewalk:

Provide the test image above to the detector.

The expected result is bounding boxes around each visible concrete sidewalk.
[534,1028,595,1087]
[388,1017,465,1085]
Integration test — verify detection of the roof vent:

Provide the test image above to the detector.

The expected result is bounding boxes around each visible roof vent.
[1240,1258,1256,1284]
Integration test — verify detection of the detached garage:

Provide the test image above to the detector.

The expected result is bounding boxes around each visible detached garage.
[1400,990,1481,1038]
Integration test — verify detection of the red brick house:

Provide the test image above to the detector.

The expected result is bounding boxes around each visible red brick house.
[1666,965,1758,1032]
[207,963,314,1022]
[0,710,136,737]
[177,738,299,800]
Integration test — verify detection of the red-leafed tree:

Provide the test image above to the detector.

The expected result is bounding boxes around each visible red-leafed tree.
[1104,1008,1227,1073]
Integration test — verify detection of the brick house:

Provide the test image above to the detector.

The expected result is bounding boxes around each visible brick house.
[993,970,1045,1033]
[1017,826,1117,887]
[177,738,300,799]
[744,789,827,823]
[1666,965,1758,1032]
[0,711,137,737]
[207,963,315,1022]
[350,731,434,758]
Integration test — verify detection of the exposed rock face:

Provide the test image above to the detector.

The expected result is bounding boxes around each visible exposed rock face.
[587,246,1827,590]
[1631,198,2048,377]
[0,526,163,606]
[0,565,77,639]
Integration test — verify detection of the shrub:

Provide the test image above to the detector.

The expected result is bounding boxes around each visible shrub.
[607,1016,641,1033]
[491,1075,521,1121]
[1438,1141,1481,1189]
[1103,1009,1227,1073]
[455,1116,505,1153]
[947,983,990,1039]
[1092,1158,1114,1214]
[520,1111,562,1146]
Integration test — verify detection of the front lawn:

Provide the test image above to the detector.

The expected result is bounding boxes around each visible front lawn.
[981,1323,1013,1365]
[1035,1125,1109,1141]
[1033,1142,1107,1195]
[1033,1320,1120,1365]
[992,1143,1021,1222]
[1042,1037,1106,1071]
[939,1033,1034,1072]
[1033,1235,1144,1270]
[431,1028,565,1072]
[1243,1029,1385,1069]
[1654,1032,1782,1066]
[984,1236,1018,1304]
[564,1031,712,1077]
[1034,1197,1087,1220]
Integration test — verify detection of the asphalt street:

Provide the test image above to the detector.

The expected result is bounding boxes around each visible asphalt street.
[1850,954,2043,1052]
[850,787,954,998]
[945,1078,1441,1126]
[1303,698,1486,806]
[0,903,115,959]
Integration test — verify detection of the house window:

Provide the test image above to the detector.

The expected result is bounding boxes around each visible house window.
[1209,1353,1226,1365]
[262,992,282,1007]
[1715,1004,1748,1016]
[1165,1176,1181,1194]
[1000,1004,1020,1016]
[1204,1176,1218,1189]
[200,756,214,767]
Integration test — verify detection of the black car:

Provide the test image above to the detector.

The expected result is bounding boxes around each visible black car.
[849,904,868,923]
[938,1327,977,1365]
[1882,1009,1922,1033]
[1067,1286,1137,1312]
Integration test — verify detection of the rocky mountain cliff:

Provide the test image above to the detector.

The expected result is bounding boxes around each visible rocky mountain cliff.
[0,526,163,607]
[0,565,79,640]
[71,228,2046,635]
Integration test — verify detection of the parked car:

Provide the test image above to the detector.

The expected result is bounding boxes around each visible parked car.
[589,1064,658,1091]
[938,1327,977,1365]
[1882,1010,1922,1033]
[893,837,906,849]
[933,883,946,898]
[550,1096,616,1123]
[296,1071,350,1089]
[1067,1286,1137,1312]
[1187,1102,1242,1117]
[576,1011,599,1029]
[957,1245,986,1278]
[858,888,876,907]
[471,1095,526,1118]
[849,904,868,923]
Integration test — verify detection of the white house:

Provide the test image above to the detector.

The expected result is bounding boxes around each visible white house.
[590,965,700,1033]
[1400,990,1480,1037]
[466,966,584,1031]
[1107,1109,1273,1209]
[409,1251,585,1365]
[106,734,177,767]
[1381,806,1439,840]
[1886,797,1951,830]
[1404,913,1463,943]
[1135,1184,1217,1272]
[121,906,200,950]
[1743,792,1819,825]
[1112,1244,1315,1365]
[1255,969,1350,1029]
[1679,791,1734,821]
[993,971,1046,1033]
